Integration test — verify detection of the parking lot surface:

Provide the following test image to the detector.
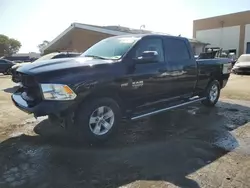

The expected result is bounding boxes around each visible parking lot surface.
[0,74,250,188]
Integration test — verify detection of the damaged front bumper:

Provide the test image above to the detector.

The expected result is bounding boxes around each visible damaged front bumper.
[11,91,75,117]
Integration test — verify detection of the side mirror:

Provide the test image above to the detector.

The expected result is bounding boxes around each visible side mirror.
[135,51,159,63]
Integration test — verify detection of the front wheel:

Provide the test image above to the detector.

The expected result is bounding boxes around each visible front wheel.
[202,80,220,107]
[74,98,121,144]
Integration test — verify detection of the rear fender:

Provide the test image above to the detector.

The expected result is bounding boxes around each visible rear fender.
[208,71,224,89]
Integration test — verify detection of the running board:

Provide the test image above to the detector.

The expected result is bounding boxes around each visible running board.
[131,97,206,121]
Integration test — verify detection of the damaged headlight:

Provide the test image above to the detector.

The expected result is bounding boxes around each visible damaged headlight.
[40,84,77,100]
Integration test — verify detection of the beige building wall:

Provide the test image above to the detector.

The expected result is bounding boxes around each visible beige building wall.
[44,28,114,54]
[196,26,241,56]
[71,28,114,53]
[193,10,250,56]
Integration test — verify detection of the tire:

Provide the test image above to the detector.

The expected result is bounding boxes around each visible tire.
[74,97,121,144]
[202,80,220,107]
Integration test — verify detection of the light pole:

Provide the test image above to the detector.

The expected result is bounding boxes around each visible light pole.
[140,25,145,32]
[219,21,224,49]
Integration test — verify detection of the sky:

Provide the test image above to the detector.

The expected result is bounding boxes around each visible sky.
[0,0,250,53]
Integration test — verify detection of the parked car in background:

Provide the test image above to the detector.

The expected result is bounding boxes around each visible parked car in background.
[232,54,250,74]
[3,55,31,63]
[0,59,15,75]
[11,52,81,82]
[12,34,231,144]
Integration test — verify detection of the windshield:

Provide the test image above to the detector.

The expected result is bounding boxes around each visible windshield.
[237,55,250,63]
[33,52,59,63]
[81,36,140,60]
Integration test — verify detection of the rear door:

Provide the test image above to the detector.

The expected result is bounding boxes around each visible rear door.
[163,37,197,98]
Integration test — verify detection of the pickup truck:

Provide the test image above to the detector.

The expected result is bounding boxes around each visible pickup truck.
[11,34,231,144]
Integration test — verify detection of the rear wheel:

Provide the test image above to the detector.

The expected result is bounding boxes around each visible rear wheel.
[74,97,121,144]
[202,80,220,107]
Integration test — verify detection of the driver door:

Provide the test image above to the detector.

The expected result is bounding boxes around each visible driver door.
[127,37,177,105]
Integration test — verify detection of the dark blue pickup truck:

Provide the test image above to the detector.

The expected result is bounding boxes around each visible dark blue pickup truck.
[12,34,231,144]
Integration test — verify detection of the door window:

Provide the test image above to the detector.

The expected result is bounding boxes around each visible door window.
[135,38,164,62]
[164,38,190,62]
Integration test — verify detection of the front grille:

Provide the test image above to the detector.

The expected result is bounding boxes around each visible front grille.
[19,73,37,87]
[18,73,42,106]
[12,70,21,83]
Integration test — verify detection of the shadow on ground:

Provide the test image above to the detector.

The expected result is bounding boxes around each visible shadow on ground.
[2,86,19,94]
[0,101,249,188]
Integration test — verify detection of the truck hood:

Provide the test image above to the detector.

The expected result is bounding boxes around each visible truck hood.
[12,62,31,70]
[17,57,115,75]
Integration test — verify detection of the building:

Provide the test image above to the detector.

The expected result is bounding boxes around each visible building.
[193,10,250,57]
[42,23,207,55]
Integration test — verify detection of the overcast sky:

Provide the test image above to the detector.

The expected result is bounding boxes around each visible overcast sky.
[1,0,250,53]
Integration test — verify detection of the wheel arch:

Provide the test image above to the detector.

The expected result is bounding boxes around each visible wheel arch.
[76,86,126,114]
[208,72,223,89]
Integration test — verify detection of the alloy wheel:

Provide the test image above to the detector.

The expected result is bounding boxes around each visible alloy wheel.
[89,106,115,136]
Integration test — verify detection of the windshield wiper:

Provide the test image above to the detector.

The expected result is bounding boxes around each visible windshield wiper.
[84,55,108,60]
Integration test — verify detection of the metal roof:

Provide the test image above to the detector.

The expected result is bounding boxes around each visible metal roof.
[42,23,208,51]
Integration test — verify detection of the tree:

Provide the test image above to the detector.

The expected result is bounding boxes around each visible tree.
[38,40,50,53]
[0,34,21,56]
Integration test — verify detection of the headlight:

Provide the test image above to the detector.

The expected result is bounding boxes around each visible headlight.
[11,64,20,69]
[40,84,77,100]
